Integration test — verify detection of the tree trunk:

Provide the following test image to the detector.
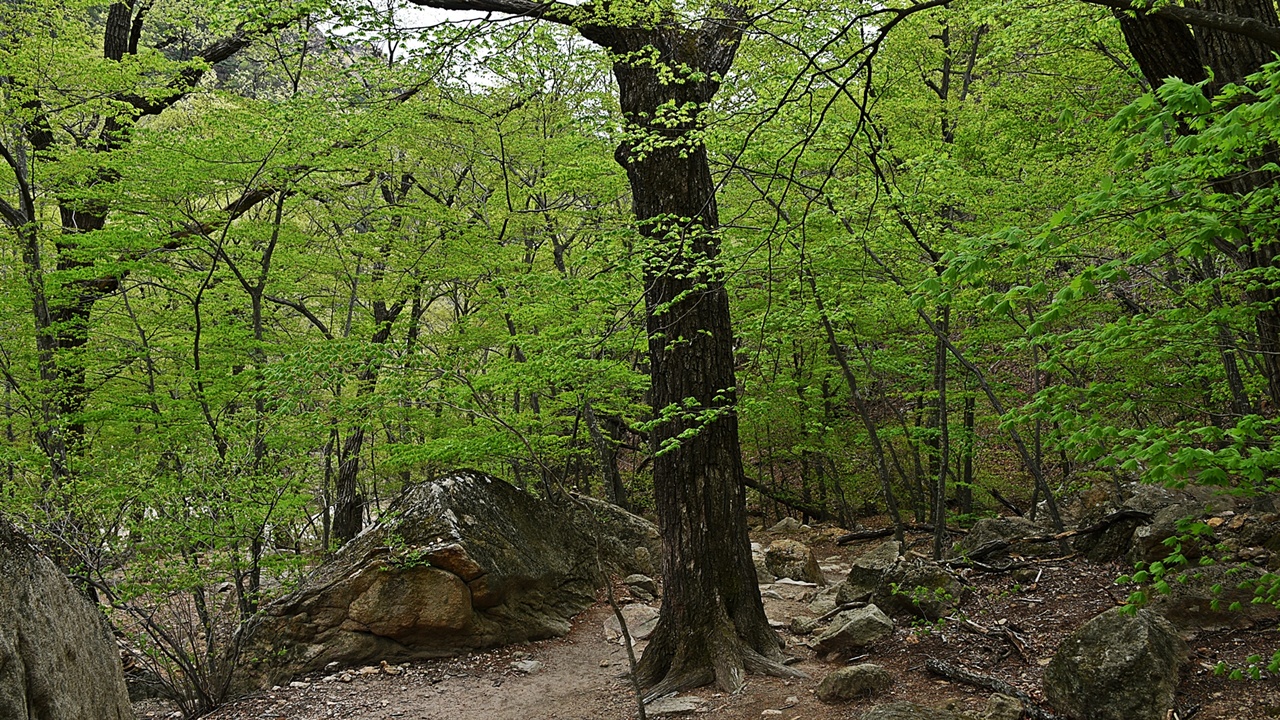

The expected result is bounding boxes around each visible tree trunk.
[598,21,800,698]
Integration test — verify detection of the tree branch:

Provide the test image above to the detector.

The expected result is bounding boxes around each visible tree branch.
[264,295,334,339]
[1083,0,1280,52]
[406,0,580,26]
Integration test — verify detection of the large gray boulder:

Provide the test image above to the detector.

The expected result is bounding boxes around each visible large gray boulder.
[1148,562,1280,631]
[1044,607,1186,720]
[237,472,659,689]
[0,516,132,720]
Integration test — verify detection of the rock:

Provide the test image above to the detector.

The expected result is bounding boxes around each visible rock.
[633,545,655,576]
[510,659,543,674]
[1128,504,1214,564]
[873,561,968,620]
[0,517,133,720]
[647,696,706,716]
[1148,562,1280,631]
[838,541,900,604]
[812,604,894,655]
[604,603,660,642]
[815,663,894,702]
[1044,607,1186,720]
[808,584,839,615]
[951,516,1055,560]
[789,616,822,635]
[624,574,658,600]
[859,701,973,720]
[765,539,826,585]
[753,543,776,584]
[980,694,1023,720]
[237,472,660,690]
[770,517,804,534]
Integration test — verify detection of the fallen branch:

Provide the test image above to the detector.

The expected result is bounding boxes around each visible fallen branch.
[925,659,1061,720]
[947,617,1033,664]
[1019,508,1153,545]
[836,523,965,545]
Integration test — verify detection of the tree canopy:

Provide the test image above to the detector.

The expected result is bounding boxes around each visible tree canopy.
[4,0,1280,711]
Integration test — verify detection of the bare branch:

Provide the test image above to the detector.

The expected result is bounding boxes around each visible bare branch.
[406,0,580,26]
[264,295,335,339]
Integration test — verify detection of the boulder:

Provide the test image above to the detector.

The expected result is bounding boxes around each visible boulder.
[807,584,839,615]
[765,539,826,585]
[874,561,968,620]
[1044,607,1186,720]
[813,604,894,655]
[0,516,132,720]
[624,574,658,601]
[770,516,804,534]
[1128,504,1214,564]
[816,663,894,702]
[1148,562,1280,631]
[835,541,966,619]
[837,540,900,604]
[950,516,1055,560]
[603,603,660,642]
[238,472,659,689]
[752,542,776,584]
[859,696,1021,720]
[981,694,1024,720]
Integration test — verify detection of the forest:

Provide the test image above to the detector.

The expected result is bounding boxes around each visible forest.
[3,0,1280,717]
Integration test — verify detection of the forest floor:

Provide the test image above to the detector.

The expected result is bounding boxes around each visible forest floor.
[139,524,1280,720]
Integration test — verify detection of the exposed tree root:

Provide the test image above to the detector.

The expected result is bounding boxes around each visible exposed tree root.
[636,610,806,704]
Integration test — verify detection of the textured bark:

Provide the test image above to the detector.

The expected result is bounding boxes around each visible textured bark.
[595,19,800,695]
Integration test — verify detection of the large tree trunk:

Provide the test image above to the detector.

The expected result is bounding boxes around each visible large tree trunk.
[600,20,800,698]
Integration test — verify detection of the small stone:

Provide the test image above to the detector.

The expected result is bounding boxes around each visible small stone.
[358,665,380,675]
[790,616,822,635]
[288,681,309,688]
[510,659,543,674]
[647,696,706,716]
[982,693,1024,720]
[761,710,783,716]
[339,673,353,683]
[770,517,803,533]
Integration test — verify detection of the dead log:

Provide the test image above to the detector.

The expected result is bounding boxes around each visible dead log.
[925,659,1061,720]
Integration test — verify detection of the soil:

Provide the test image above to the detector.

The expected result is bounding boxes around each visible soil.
[140,525,1280,720]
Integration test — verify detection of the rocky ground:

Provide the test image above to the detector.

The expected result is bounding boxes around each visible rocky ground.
[136,515,1280,720]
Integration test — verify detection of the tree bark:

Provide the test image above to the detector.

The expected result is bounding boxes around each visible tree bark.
[598,19,801,696]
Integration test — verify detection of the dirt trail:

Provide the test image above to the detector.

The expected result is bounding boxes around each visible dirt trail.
[170,532,1279,720]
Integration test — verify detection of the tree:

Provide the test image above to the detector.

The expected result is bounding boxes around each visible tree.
[403,0,804,695]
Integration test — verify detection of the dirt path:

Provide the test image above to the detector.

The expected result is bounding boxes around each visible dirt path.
[169,531,1279,720]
